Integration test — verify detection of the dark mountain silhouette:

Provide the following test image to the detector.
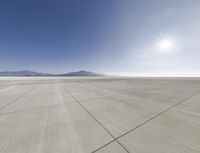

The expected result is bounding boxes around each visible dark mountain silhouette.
[61,71,104,76]
[0,71,53,76]
[0,70,104,76]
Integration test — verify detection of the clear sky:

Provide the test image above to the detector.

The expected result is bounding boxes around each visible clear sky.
[0,0,200,76]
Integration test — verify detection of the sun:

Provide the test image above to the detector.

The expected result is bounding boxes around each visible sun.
[155,37,176,53]
[158,39,174,50]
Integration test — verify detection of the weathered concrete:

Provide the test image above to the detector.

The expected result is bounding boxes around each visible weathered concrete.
[0,77,200,153]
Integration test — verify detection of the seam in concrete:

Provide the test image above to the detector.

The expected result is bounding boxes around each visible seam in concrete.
[0,88,106,116]
[91,89,200,152]
[81,83,200,122]
[76,82,200,152]
[91,140,116,152]
[0,86,36,111]
[76,81,200,120]
[63,87,115,137]
[63,87,130,153]
[114,89,200,140]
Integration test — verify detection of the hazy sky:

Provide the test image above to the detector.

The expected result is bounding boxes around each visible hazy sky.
[0,0,200,76]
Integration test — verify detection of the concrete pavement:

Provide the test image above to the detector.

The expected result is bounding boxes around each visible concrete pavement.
[0,77,200,153]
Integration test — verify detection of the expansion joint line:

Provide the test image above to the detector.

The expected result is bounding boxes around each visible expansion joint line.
[0,86,35,111]
[115,89,200,139]
[70,81,200,151]
[84,82,200,140]
[63,87,130,153]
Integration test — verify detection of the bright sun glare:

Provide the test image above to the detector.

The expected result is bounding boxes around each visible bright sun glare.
[156,37,176,53]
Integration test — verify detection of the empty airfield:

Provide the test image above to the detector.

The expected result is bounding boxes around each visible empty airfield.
[0,77,200,153]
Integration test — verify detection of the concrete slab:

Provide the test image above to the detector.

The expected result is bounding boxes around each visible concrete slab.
[0,103,113,153]
[85,78,200,107]
[0,85,33,110]
[174,93,200,117]
[121,86,199,107]
[119,110,200,153]
[79,96,167,137]
[95,142,127,153]
[0,84,75,114]
[0,77,200,153]
[63,86,104,101]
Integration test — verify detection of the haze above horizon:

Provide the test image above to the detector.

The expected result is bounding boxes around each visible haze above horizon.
[0,0,200,76]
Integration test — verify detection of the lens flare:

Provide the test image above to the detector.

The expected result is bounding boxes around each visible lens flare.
[155,37,177,53]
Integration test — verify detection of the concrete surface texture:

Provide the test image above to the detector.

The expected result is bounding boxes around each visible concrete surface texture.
[0,77,200,153]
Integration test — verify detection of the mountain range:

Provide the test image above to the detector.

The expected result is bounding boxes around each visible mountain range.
[0,70,104,77]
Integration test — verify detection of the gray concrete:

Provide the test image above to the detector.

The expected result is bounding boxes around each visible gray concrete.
[0,77,200,153]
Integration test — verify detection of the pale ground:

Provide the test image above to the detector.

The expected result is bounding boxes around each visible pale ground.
[0,77,200,153]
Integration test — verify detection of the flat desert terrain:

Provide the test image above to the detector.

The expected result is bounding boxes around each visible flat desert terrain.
[0,77,200,153]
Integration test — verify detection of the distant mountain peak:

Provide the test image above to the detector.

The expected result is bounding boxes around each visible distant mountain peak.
[62,70,104,76]
[0,70,104,77]
[0,70,52,76]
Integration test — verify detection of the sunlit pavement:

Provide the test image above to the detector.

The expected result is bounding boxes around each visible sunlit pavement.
[0,77,200,153]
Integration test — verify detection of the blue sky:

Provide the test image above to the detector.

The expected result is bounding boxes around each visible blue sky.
[0,0,200,76]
